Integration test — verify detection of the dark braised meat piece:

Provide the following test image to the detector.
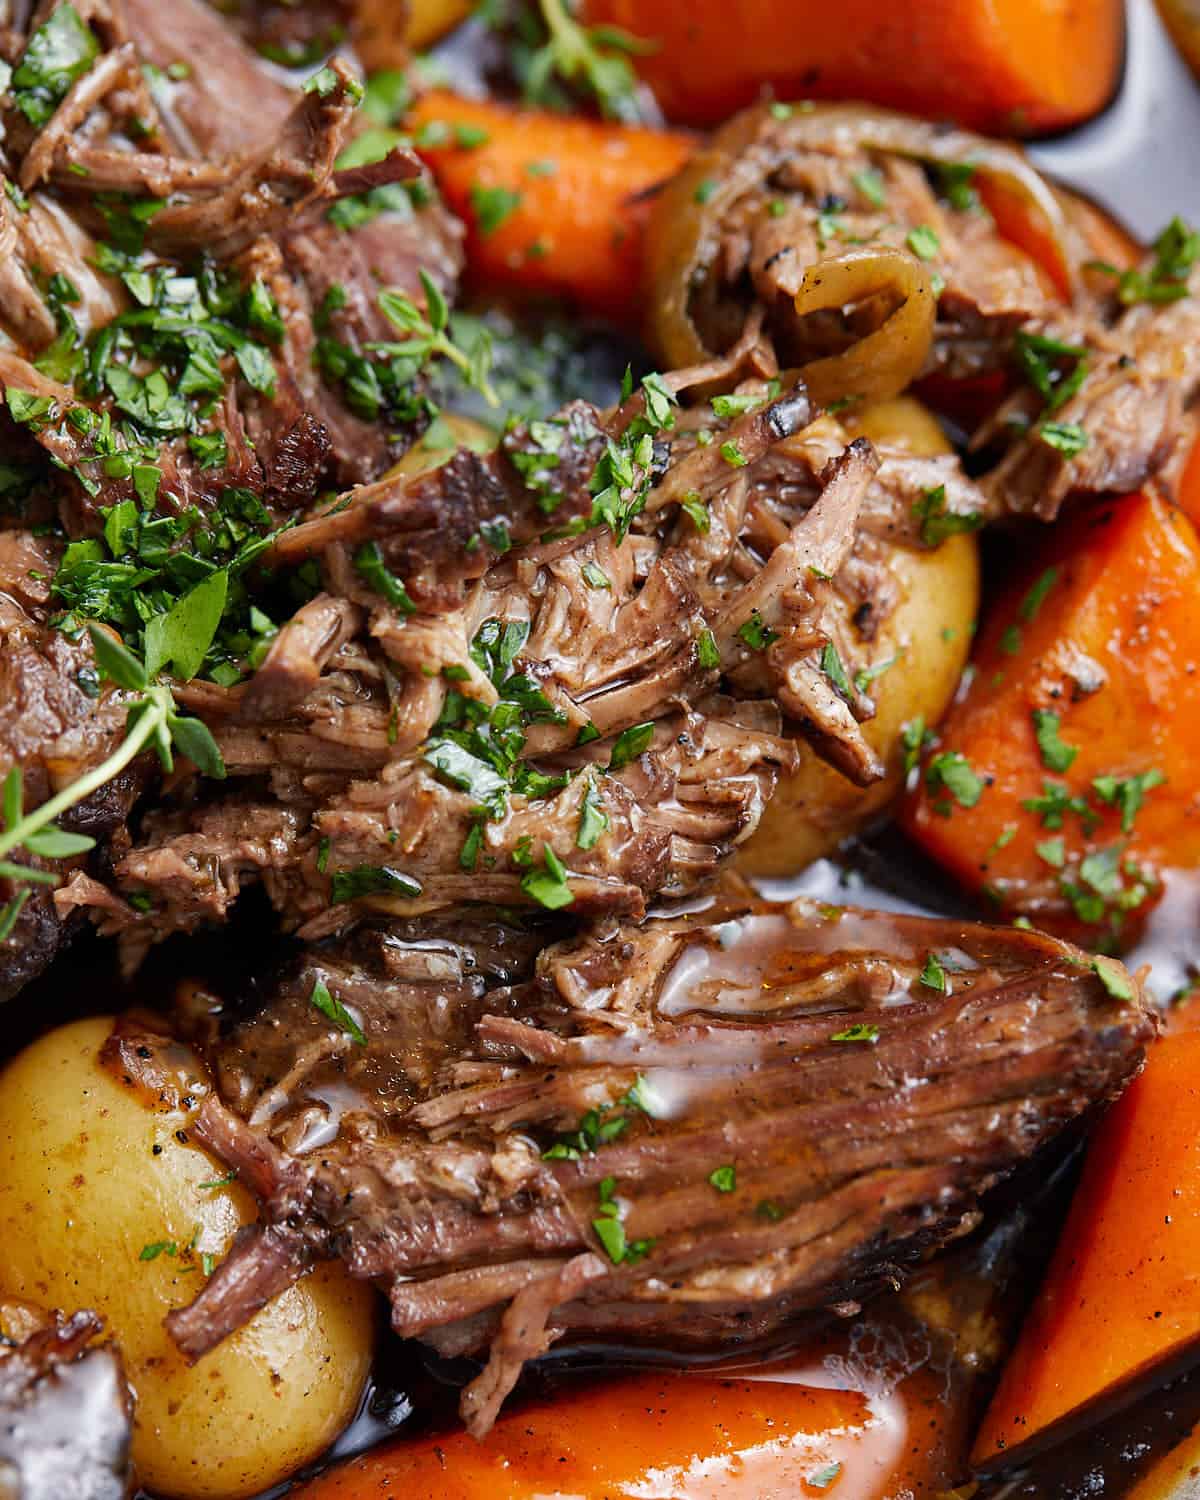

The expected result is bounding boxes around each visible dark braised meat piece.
[0,532,146,1000]
[646,101,1200,521]
[169,895,1154,1436]
[0,0,461,536]
[0,1303,132,1500]
[63,373,992,953]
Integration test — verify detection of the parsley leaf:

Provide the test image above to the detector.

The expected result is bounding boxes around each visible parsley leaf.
[309,978,367,1045]
[918,953,947,991]
[830,1023,880,1043]
[330,865,423,903]
[738,610,779,651]
[608,721,654,769]
[576,772,609,850]
[1032,710,1078,773]
[913,485,983,547]
[925,750,984,809]
[520,844,574,909]
[470,184,522,235]
[906,224,940,261]
[11,4,99,128]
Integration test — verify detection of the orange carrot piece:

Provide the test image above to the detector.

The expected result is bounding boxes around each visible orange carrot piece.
[407,91,692,320]
[900,494,1200,944]
[581,0,1124,135]
[1177,429,1200,530]
[291,1353,969,1500]
[967,1017,1200,1471]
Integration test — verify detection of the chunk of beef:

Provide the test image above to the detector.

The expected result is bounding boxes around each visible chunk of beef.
[67,383,980,953]
[167,895,1154,1435]
[0,1303,132,1500]
[0,531,146,999]
[0,0,462,535]
[980,284,1200,520]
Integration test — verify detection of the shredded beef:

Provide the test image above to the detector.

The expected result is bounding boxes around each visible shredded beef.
[166,894,1154,1435]
[62,374,992,954]
[0,531,146,999]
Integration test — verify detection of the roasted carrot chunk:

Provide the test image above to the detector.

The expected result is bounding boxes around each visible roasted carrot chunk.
[901,494,1200,945]
[407,91,692,320]
[581,0,1124,135]
[968,1013,1200,1471]
[290,1353,967,1499]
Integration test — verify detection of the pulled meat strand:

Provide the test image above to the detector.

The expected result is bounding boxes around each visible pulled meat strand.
[167,895,1153,1434]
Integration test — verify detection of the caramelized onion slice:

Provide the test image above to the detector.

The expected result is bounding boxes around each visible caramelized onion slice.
[645,101,1081,372]
[791,246,936,408]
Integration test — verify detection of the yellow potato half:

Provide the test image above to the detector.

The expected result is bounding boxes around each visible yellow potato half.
[0,1017,376,1500]
[737,397,979,878]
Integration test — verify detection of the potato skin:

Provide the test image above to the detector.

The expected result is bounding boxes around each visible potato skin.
[0,1017,376,1500]
[737,398,979,878]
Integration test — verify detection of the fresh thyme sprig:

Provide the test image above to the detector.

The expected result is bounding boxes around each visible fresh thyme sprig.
[0,625,225,940]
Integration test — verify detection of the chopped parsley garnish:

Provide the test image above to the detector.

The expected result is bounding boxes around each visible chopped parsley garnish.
[329,865,422,903]
[901,715,934,775]
[830,1022,881,1043]
[710,384,778,419]
[1092,768,1165,833]
[520,844,574,909]
[912,485,983,546]
[608,720,655,770]
[1092,955,1135,1001]
[592,1175,653,1265]
[1038,420,1089,458]
[925,750,983,809]
[0,626,227,937]
[1089,216,1200,305]
[918,953,947,991]
[587,372,677,542]
[696,627,721,670]
[1032,710,1078,773]
[738,610,779,651]
[1014,330,1090,412]
[371,271,498,408]
[354,541,417,613]
[820,641,853,700]
[852,168,887,207]
[576,771,609,849]
[309,978,367,1045]
[906,224,941,261]
[11,4,99,128]
[543,1074,661,1161]
[482,0,651,123]
[680,490,710,533]
[138,1239,178,1262]
[693,178,718,204]
[854,655,897,694]
[469,183,522,235]
[1021,779,1098,833]
[1036,837,1066,868]
[936,162,980,213]
[1020,567,1059,622]
[708,1165,737,1193]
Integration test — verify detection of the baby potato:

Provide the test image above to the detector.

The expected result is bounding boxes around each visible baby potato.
[404,0,474,51]
[737,397,979,878]
[0,1017,376,1500]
